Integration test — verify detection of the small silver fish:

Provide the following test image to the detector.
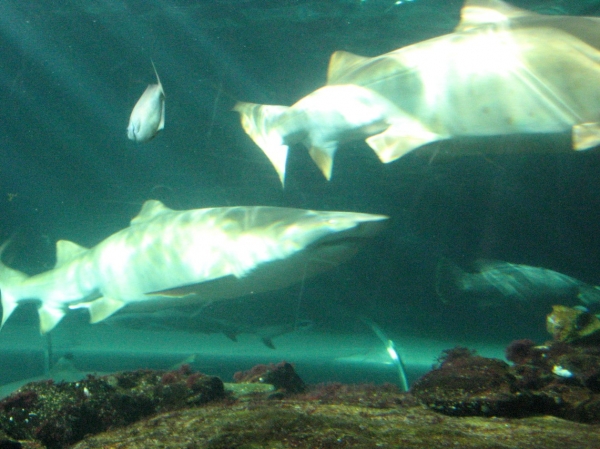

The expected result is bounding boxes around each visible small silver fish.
[127,61,165,142]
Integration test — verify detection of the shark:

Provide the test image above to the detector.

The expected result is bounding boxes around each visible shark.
[235,0,600,184]
[0,200,387,334]
[105,307,314,349]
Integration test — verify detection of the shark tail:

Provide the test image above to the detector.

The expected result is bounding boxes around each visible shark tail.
[233,101,291,186]
[0,240,29,330]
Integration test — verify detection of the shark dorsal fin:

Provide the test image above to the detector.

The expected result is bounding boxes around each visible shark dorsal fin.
[327,51,371,84]
[456,0,535,32]
[55,240,88,268]
[130,200,172,226]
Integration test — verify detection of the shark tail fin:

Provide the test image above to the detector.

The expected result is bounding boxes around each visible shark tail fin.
[233,101,291,186]
[0,240,29,330]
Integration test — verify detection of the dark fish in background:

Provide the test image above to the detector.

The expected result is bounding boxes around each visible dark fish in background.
[106,308,314,349]
[435,258,600,308]
[127,61,165,142]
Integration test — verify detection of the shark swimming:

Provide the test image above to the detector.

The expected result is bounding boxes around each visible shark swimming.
[105,307,314,349]
[0,200,387,334]
[236,0,600,184]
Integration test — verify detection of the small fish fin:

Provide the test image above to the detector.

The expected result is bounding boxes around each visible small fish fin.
[55,240,88,268]
[70,296,127,323]
[365,124,444,163]
[308,143,338,181]
[38,305,66,334]
[456,0,533,32]
[261,337,276,350]
[327,51,371,84]
[130,199,173,226]
[233,101,290,186]
[573,122,600,151]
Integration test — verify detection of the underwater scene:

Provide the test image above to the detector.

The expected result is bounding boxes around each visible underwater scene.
[3,0,600,446]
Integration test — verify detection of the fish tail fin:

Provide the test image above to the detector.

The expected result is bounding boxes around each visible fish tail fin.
[434,257,463,304]
[233,101,291,186]
[0,240,29,330]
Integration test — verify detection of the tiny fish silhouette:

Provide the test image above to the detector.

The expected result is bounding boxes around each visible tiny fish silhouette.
[127,61,165,142]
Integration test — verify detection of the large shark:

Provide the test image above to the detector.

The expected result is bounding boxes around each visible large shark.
[0,200,387,334]
[236,0,600,184]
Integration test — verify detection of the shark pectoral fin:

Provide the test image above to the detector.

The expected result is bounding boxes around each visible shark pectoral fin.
[38,305,66,334]
[573,122,600,150]
[366,124,444,163]
[233,102,291,186]
[308,143,338,180]
[70,296,126,324]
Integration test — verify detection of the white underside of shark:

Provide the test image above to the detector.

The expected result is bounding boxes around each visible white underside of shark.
[235,0,600,184]
[0,200,387,334]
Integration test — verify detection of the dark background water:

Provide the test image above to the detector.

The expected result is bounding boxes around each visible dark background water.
[1,0,600,346]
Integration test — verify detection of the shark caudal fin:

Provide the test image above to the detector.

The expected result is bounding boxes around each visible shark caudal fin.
[0,240,29,330]
[233,101,291,186]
